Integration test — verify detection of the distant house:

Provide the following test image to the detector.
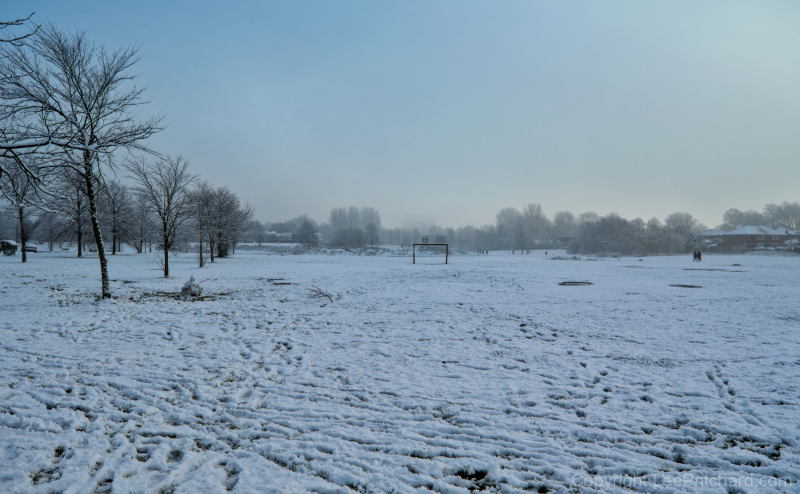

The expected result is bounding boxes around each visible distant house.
[262,230,323,244]
[696,229,725,249]
[263,231,294,243]
[720,226,788,249]
[780,230,800,251]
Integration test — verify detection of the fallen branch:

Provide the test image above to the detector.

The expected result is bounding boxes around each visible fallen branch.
[308,285,337,303]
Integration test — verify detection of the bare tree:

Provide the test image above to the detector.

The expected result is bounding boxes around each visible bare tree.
[665,212,698,253]
[127,156,195,277]
[39,210,67,251]
[576,212,599,229]
[228,201,253,255]
[347,207,360,230]
[764,202,800,231]
[50,169,89,256]
[189,180,215,267]
[0,156,46,262]
[129,190,154,253]
[209,187,238,260]
[364,222,380,248]
[0,25,163,297]
[203,186,252,259]
[359,207,381,230]
[553,211,575,239]
[642,217,665,254]
[522,203,550,246]
[721,208,766,230]
[329,207,349,231]
[100,180,132,254]
[514,222,529,252]
[495,207,521,250]
[296,219,319,249]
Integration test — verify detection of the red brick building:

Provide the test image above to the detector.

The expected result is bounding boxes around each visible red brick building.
[721,226,788,249]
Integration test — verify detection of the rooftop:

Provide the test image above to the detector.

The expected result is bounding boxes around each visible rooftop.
[724,225,788,236]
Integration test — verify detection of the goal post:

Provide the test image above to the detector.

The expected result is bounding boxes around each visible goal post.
[412,243,448,264]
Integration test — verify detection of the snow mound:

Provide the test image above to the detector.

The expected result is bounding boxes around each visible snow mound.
[180,276,203,299]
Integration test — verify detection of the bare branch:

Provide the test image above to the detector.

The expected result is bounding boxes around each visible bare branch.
[0,13,39,47]
[307,285,336,304]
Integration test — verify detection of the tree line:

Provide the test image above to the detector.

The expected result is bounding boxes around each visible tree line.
[241,207,382,249]
[0,21,252,297]
[243,200,798,256]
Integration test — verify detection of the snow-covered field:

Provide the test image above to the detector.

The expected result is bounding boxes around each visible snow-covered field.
[1,249,799,493]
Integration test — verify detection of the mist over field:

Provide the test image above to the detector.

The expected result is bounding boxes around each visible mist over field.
[6,1,800,231]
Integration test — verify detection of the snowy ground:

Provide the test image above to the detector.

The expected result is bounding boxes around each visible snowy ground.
[1,249,799,493]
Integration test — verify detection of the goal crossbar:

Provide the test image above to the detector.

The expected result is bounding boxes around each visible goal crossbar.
[412,243,449,264]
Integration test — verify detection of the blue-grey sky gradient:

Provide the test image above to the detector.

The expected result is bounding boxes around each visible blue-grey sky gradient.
[19,1,800,229]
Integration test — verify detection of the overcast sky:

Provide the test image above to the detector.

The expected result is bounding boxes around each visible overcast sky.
[19,1,800,229]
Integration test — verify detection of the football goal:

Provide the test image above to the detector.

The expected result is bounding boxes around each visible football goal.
[412,238,449,264]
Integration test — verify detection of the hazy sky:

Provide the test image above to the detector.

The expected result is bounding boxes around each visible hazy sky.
[18,1,800,229]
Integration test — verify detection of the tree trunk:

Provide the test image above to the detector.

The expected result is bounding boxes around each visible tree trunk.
[198,237,204,267]
[84,168,111,299]
[18,206,27,263]
[162,229,169,277]
[77,225,82,257]
[112,232,117,254]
